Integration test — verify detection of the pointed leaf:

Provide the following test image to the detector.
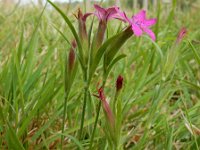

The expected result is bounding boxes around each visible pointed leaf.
[6,123,25,150]
[47,0,84,65]
[105,54,127,78]
[188,40,200,65]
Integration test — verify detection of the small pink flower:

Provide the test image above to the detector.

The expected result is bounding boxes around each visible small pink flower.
[118,10,157,41]
[94,4,119,23]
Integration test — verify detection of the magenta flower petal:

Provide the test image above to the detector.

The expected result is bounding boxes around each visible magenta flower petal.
[132,24,143,36]
[115,11,131,23]
[82,13,93,22]
[144,18,157,27]
[94,5,106,20]
[93,4,119,22]
[106,7,119,20]
[133,10,146,21]
[94,4,106,14]
[143,27,156,41]
[123,9,157,40]
[107,7,118,14]
[94,11,102,20]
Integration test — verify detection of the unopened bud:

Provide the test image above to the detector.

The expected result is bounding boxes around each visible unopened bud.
[75,9,92,42]
[176,27,187,44]
[71,40,77,49]
[97,87,115,126]
[116,75,123,92]
[68,41,76,71]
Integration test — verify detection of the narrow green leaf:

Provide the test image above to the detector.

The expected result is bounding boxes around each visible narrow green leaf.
[88,33,120,83]
[47,0,84,65]
[166,127,173,150]
[6,122,25,150]
[105,28,132,67]
[52,24,70,45]
[18,80,62,137]
[144,35,163,59]
[59,133,84,150]
[105,54,127,78]
[17,28,24,63]
[188,40,200,65]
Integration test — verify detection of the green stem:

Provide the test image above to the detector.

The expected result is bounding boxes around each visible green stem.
[61,92,69,149]
[89,78,106,149]
[79,67,89,139]
[79,84,89,139]
[89,100,101,149]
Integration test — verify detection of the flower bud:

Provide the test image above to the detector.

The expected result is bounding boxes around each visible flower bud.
[116,75,123,92]
[176,27,187,44]
[75,9,92,42]
[71,40,77,49]
[97,87,115,126]
[68,40,76,71]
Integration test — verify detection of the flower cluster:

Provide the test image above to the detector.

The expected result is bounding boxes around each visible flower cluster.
[77,4,157,42]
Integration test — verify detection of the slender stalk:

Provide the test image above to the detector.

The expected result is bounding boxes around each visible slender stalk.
[79,69,89,139]
[61,92,69,149]
[89,100,101,149]
[89,78,106,149]
[79,84,89,139]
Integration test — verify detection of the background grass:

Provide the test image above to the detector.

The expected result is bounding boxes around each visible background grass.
[0,0,200,149]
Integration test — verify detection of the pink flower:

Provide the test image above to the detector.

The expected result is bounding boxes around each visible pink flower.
[94,4,119,23]
[118,10,157,41]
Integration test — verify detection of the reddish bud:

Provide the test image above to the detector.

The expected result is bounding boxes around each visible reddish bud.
[176,27,187,44]
[68,41,76,71]
[95,85,115,126]
[75,9,92,41]
[71,40,77,49]
[116,75,123,92]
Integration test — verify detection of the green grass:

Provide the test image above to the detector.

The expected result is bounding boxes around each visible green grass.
[0,0,200,149]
